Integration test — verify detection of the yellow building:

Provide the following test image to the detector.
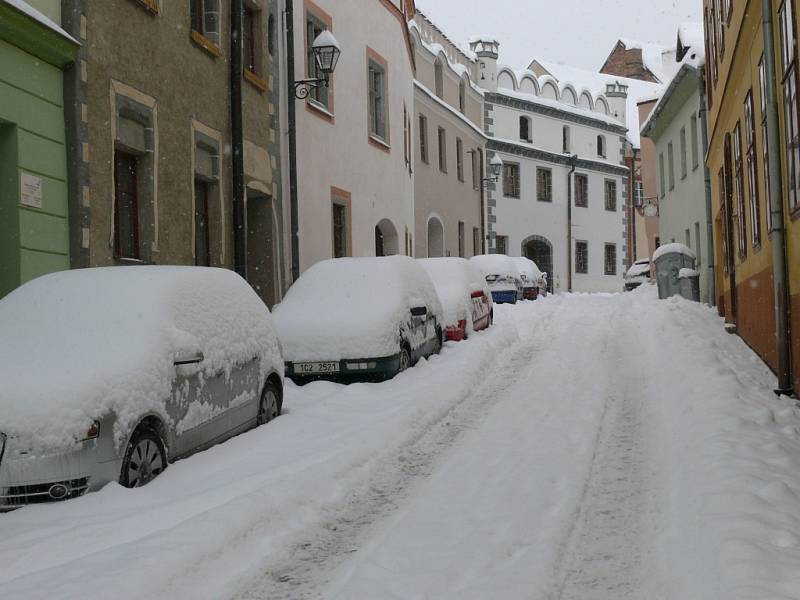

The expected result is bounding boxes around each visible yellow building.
[704,0,799,393]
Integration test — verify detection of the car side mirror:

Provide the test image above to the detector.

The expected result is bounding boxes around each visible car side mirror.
[174,350,204,366]
[410,306,427,317]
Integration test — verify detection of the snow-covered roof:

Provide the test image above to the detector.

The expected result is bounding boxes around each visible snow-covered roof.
[678,22,705,56]
[3,0,79,44]
[652,242,697,262]
[616,38,676,83]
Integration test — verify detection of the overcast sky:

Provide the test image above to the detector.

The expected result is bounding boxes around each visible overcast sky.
[415,0,704,71]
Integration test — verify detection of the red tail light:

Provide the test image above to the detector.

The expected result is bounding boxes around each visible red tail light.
[470,290,484,298]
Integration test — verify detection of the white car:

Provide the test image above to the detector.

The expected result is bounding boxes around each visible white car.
[470,254,523,304]
[624,258,652,291]
[0,267,284,510]
[274,256,444,383]
[418,257,493,342]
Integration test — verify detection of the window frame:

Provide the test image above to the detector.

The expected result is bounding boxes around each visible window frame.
[520,116,532,143]
[604,179,617,211]
[733,121,747,258]
[759,56,774,233]
[367,50,389,144]
[574,173,588,207]
[575,240,588,274]
[419,114,429,164]
[456,137,464,182]
[502,162,521,199]
[113,150,141,261]
[437,126,447,173]
[597,135,606,158]
[604,243,617,276]
[744,90,762,248]
[190,0,222,55]
[779,0,800,216]
[536,167,552,202]
[680,126,688,179]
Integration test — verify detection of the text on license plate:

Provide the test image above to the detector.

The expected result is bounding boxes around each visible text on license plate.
[296,361,340,374]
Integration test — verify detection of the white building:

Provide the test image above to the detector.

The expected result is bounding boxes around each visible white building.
[472,38,630,293]
[286,0,416,275]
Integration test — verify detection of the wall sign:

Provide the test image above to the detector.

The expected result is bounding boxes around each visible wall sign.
[20,173,43,209]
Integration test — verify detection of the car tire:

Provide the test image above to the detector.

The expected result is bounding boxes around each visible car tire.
[119,427,167,488]
[257,379,281,426]
[433,327,443,354]
[399,345,411,372]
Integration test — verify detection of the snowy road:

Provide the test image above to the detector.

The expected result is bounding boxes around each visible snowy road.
[2,287,800,600]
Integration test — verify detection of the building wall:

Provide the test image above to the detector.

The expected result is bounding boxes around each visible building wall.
[0,4,76,298]
[293,0,415,271]
[636,99,661,260]
[600,42,659,83]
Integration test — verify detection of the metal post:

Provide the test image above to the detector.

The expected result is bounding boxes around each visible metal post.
[285,0,300,282]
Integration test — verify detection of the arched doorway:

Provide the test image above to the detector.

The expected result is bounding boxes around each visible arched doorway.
[375,218,399,256]
[427,215,444,257]
[522,235,553,293]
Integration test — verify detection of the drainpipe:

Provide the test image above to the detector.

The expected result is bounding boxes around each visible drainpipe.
[231,0,247,279]
[697,66,716,307]
[285,0,300,281]
[566,154,577,292]
[762,0,794,395]
[629,148,637,267]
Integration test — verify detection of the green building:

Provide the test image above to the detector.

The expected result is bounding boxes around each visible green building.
[0,0,78,298]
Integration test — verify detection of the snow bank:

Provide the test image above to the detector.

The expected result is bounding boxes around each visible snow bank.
[652,242,696,262]
[0,267,281,449]
[418,258,491,330]
[273,256,443,362]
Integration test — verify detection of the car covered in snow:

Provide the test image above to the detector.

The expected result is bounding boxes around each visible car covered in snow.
[418,257,493,342]
[470,254,523,304]
[0,267,284,510]
[274,256,444,383]
[511,257,544,301]
[624,258,652,291]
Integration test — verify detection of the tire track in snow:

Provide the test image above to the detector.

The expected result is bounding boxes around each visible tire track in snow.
[234,304,562,600]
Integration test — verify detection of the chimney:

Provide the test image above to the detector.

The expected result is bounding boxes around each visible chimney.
[604,81,628,124]
[470,36,500,92]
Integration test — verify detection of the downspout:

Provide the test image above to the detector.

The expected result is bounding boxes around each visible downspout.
[285,0,300,281]
[629,147,637,266]
[231,0,247,278]
[480,149,486,254]
[567,154,577,292]
[698,66,716,306]
[762,0,794,394]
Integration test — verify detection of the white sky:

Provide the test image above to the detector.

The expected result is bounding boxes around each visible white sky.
[414,0,704,71]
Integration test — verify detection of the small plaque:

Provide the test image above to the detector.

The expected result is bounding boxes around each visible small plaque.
[20,173,43,209]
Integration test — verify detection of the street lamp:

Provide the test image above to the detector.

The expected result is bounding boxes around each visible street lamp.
[294,30,342,99]
[482,154,504,185]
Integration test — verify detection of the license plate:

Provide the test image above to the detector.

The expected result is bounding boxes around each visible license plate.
[296,361,340,374]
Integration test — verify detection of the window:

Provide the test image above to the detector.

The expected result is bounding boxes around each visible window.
[191,0,221,48]
[634,180,644,206]
[368,58,387,141]
[690,115,699,170]
[194,179,210,266]
[780,0,800,214]
[473,227,480,255]
[438,127,447,173]
[193,127,221,267]
[419,114,429,164]
[434,58,444,99]
[503,163,520,198]
[459,80,466,114]
[597,135,606,157]
[668,141,675,190]
[744,90,761,247]
[114,151,140,260]
[456,138,464,181]
[458,221,465,257]
[536,167,552,202]
[332,202,348,258]
[680,127,687,179]
[695,221,702,266]
[575,240,588,274]
[604,243,617,275]
[471,149,479,189]
[685,228,691,248]
[733,121,747,257]
[659,153,666,197]
[496,235,508,255]
[520,116,532,142]
[243,4,259,74]
[267,13,275,56]
[563,126,570,153]
[306,12,330,108]
[716,0,725,55]
[574,173,588,207]
[759,57,774,232]
[604,179,617,211]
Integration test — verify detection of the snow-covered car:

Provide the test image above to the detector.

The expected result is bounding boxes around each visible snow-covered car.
[418,257,493,342]
[624,258,652,291]
[470,254,523,304]
[511,256,544,301]
[274,256,444,383]
[0,267,284,510]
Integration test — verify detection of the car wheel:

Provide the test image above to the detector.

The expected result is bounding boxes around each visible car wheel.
[120,428,167,488]
[257,380,281,426]
[433,327,443,353]
[399,345,411,372]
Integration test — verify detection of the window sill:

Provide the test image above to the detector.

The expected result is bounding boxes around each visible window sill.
[537,198,553,202]
[306,99,334,123]
[133,0,159,14]
[368,134,391,153]
[191,30,222,58]
[244,69,267,92]
[114,256,149,265]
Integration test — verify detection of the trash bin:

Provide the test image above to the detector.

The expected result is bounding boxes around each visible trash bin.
[652,243,697,300]
[677,268,701,302]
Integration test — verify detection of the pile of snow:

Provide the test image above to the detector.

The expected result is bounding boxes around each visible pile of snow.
[678,268,700,278]
[0,267,281,449]
[470,254,520,292]
[418,258,491,330]
[652,242,696,262]
[273,256,443,362]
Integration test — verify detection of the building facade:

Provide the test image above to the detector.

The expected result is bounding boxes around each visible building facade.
[289,0,416,272]
[409,11,485,259]
[0,0,78,298]
[636,98,663,261]
[704,0,799,392]
[60,0,284,306]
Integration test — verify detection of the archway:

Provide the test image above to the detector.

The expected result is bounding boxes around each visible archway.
[427,215,444,258]
[522,235,553,292]
[375,218,399,256]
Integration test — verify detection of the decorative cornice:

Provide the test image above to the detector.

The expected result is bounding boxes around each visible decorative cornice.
[486,92,627,135]
[487,139,630,177]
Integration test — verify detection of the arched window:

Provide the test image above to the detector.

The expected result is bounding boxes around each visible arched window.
[519,116,532,142]
[459,80,466,113]
[597,135,606,157]
[434,58,444,99]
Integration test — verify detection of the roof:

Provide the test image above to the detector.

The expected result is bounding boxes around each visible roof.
[2,0,78,44]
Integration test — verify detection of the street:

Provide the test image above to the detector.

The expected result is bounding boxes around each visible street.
[1,287,799,599]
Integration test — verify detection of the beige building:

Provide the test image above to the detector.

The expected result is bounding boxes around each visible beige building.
[409,11,485,258]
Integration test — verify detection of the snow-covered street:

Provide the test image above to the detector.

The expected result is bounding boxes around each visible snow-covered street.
[2,287,800,600]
